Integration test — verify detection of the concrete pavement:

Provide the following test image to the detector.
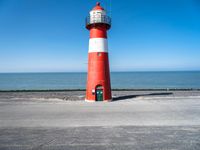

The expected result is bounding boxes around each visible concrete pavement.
[0,94,200,149]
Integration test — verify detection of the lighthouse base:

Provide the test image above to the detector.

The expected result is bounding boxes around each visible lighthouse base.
[85,99,112,102]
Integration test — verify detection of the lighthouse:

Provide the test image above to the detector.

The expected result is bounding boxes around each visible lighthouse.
[85,2,112,102]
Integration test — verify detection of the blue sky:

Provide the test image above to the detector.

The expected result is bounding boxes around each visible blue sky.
[0,0,200,72]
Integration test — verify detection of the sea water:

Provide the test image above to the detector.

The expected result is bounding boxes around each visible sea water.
[0,71,200,90]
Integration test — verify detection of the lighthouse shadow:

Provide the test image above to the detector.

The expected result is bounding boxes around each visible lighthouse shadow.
[112,92,173,101]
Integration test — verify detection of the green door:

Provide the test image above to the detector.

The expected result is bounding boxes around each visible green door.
[96,89,103,101]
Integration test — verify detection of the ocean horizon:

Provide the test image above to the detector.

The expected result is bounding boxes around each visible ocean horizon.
[0,71,200,90]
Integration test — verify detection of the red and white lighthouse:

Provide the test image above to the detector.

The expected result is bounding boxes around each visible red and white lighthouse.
[85,2,112,102]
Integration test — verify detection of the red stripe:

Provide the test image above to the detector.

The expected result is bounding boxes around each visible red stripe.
[90,26,107,38]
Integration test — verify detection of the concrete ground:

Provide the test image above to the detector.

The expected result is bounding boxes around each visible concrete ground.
[0,91,200,149]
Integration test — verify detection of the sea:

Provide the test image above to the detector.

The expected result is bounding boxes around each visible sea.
[0,71,200,90]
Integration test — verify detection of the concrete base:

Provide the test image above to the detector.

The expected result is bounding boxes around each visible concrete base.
[85,99,112,102]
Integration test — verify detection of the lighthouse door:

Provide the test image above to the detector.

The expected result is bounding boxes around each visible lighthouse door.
[96,89,103,101]
[96,86,103,101]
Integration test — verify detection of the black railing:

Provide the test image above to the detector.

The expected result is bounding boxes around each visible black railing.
[86,15,111,27]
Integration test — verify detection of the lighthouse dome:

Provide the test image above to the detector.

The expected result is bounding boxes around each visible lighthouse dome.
[92,2,104,11]
[90,2,106,16]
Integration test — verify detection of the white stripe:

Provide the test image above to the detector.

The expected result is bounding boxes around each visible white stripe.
[89,38,108,53]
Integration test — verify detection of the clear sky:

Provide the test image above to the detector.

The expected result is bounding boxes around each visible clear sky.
[0,0,200,72]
